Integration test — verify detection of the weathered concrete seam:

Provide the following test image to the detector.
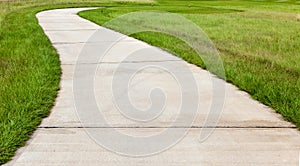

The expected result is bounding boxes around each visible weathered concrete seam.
[38,126,297,129]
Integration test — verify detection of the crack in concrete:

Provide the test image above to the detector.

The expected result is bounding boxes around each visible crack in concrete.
[61,60,182,65]
[45,29,99,31]
[52,40,142,45]
[38,126,297,129]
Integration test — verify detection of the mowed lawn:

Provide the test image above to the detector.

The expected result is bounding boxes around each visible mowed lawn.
[0,0,299,164]
[79,0,300,126]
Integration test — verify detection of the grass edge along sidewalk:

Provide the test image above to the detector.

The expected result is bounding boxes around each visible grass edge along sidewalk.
[0,1,153,164]
[78,0,300,129]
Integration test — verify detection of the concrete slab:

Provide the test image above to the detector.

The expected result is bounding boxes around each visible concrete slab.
[40,62,291,128]
[8,128,300,165]
[38,22,99,30]
[53,40,181,65]
[42,30,98,43]
[6,7,300,165]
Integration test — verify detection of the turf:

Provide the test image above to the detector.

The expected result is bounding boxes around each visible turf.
[79,0,300,128]
[0,1,153,164]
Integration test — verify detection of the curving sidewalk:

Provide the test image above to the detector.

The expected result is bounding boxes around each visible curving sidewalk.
[6,8,300,165]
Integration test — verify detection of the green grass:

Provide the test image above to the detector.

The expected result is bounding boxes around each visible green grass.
[79,0,300,127]
[0,8,61,162]
[0,0,153,164]
[0,0,299,164]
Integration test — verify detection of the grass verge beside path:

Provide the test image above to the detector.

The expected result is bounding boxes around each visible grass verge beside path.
[0,1,153,164]
[78,0,300,127]
[0,8,60,163]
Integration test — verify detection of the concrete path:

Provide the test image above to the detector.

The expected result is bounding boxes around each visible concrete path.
[6,8,300,165]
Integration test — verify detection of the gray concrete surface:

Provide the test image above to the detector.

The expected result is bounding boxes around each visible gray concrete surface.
[6,8,300,165]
